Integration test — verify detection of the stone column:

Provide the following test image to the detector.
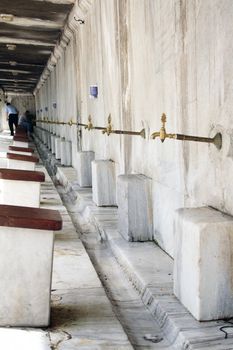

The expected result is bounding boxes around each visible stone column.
[92,160,117,206]
[117,174,153,241]
[174,206,233,321]
[46,132,51,150]
[61,140,72,166]
[51,134,56,154]
[77,151,95,187]
[55,136,61,160]
[0,204,62,327]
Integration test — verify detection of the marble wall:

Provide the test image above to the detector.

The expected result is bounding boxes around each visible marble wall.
[34,0,233,257]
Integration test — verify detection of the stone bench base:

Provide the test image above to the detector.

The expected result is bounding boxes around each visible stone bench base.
[0,204,62,327]
[0,169,45,207]
[174,207,233,321]
[92,160,116,206]
[77,151,94,187]
[7,153,39,171]
[117,174,153,241]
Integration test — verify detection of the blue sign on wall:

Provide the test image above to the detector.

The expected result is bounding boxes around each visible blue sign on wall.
[90,85,98,98]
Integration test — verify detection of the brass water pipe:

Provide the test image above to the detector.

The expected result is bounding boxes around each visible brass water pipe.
[151,113,222,149]
[102,114,145,138]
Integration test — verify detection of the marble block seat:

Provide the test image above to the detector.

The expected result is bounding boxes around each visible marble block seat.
[174,206,233,321]
[117,174,153,241]
[92,160,116,206]
[0,204,62,327]
[0,168,45,207]
[7,152,39,171]
[8,146,34,156]
[13,135,29,148]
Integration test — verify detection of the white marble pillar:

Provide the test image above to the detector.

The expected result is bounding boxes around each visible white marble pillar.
[46,132,51,150]
[51,134,56,154]
[174,207,233,321]
[61,139,72,166]
[7,153,38,171]
[13,140,29,148]
[117,174,153,241]
[42,130,47,145]
[55,136,61,160]
[0,169,44,208]
[92,160,116,206]
[77,151,95,187]
[0,205,62,327]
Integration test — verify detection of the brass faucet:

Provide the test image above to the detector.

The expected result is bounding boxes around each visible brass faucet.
[151,113,222,149]
[84,115,93,130]
[102,114,112,136]
[102,114,145,138]
[151,113,176,142]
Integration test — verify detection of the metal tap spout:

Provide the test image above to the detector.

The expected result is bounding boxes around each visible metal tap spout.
[84,115,93,130]
[102,114,112,136]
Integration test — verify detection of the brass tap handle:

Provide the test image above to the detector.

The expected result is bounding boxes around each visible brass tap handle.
[151,113,167,141]
[160,113,167,142]
[85,115,93,130]
[102,114,112,136]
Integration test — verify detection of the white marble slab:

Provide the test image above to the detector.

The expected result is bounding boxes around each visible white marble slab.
[0,179,40,207]
[92,160,117,206]
[7,159,36,171]
[8,150,33,156]
[51,134,56,154]
[117,174,153,241]
[174,207,233,321]
[13,141,29,148]
[0,227,54,327]
[61,140,72,166]
[55,137,61,159]
[77,151,94,187]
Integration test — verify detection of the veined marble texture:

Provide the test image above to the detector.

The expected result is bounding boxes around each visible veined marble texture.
[55,165,233,350]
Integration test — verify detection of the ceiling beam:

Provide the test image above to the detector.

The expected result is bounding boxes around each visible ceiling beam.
[0,61,44,68]
[0,37,55,46]
[0,79,37,82]
[36,0,75,4]
[0,16,62,29]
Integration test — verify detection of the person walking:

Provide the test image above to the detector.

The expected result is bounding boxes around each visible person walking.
[6,102,18,136]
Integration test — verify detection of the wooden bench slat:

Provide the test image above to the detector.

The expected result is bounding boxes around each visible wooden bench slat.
[7,153,39,163]
[8,146,34,153]
[0,205,62,231]
[13,136,29,142]
[0,169,45,182]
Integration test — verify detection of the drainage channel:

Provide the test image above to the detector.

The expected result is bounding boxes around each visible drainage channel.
[55,183,173,350]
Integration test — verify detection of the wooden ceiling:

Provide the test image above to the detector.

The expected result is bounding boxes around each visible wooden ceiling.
[0,0,75,94]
